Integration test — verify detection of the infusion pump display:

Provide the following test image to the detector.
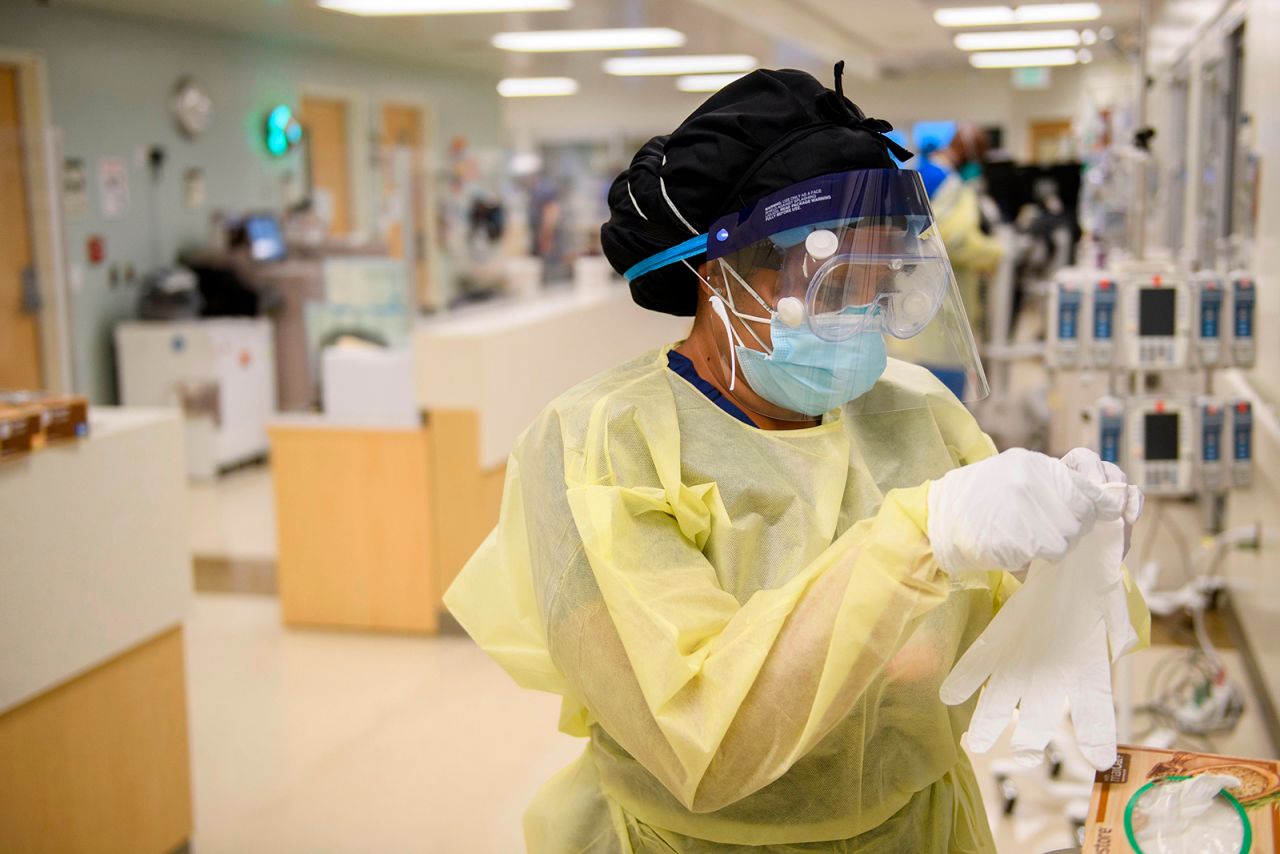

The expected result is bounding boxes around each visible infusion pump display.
[1122,275,1190,369]
[1125,398,1193,495]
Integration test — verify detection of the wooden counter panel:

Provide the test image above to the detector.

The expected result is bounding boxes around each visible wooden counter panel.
[0,627,192,854]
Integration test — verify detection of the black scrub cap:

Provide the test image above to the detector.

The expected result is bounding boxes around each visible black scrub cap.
[601,61,913,317]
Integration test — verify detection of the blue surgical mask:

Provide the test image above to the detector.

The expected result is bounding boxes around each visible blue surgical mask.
[736,314,887,417]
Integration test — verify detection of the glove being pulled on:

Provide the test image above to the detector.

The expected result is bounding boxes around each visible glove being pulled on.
[940,485,1137,771]
[928,447,1121,574]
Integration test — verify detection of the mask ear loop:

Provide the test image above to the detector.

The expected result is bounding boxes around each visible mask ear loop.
[708,296,739,392]
[683,260,747,392]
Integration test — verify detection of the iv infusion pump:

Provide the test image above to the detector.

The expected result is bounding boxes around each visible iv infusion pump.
[1050,269,1254,370]
[1091,395,1254,496]
[1191,272,1225,367]
[1229,271,1256,367]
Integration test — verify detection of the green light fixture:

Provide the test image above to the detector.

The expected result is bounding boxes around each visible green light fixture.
[264,105,302,157]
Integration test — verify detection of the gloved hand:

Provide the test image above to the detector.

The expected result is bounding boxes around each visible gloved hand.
[928,447,1121,574]
[1060,447,1144,557]
[940,505,1137,770]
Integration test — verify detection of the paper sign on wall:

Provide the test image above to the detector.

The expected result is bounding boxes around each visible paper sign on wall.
[97,156,129,219]
[62,158,87,219]
[184,167,206,210]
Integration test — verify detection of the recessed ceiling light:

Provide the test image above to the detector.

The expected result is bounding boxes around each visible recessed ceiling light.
[492,28,685,52]
[675,73,748,92]
[603,55,757,76]
[934,4,1101,27]
[317,0,571,15]
[968,48,1079,67]
[497,77,579,97]
[1081,28,1098,45]
[954,29,1081,50]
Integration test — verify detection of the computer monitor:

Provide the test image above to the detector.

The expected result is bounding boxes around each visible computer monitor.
[243,213,286,262]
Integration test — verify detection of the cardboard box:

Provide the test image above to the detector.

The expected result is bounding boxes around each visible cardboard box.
[0,406,43,460]
[0,390,89,446]
[1085,744,1280,853]
[34,395,90,444]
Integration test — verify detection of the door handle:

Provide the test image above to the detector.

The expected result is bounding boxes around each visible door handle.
[20,265,42,314]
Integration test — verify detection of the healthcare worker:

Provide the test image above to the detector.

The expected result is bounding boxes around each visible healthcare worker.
[919,124,1004,341]
[445,65,1147,853]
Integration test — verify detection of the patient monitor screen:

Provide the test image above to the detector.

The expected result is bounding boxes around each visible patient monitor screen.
[1143,413,1180,461]
[1138,289,1176,336]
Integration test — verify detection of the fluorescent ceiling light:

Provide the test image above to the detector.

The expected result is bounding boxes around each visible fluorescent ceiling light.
[317,0,570,15]
[675,73,747,92]
[969,48,1079,67]
[492,28,685,52]
[954,29,1081,50]
[1014,3,1101,23]
[934,6,1016,26]
[497,77,579,97]
[934,4,1101,27]
[604,54,757,76]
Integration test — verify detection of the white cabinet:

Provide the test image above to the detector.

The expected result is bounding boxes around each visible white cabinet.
[115,319,276,478]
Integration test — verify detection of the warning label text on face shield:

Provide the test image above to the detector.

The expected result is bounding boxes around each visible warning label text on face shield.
[764,188,832,222]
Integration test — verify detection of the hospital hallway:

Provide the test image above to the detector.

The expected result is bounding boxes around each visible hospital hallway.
[4,0,1280,851]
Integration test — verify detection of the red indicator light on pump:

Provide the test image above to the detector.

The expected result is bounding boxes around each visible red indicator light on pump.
[1154,400,1166,414]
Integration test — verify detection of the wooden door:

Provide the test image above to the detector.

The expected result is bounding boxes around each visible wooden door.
[0,65,41,389]
[1029,118,1074,164]
[300,96,352,236]
[379,104,429,306]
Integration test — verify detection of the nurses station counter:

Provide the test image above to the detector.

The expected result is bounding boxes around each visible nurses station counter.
[269,285,689,634]
[0,409,193,854]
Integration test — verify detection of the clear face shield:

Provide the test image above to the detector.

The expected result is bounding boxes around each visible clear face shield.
[625,169,988,420]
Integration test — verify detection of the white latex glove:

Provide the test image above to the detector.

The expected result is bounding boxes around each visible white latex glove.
[928,448,1120,574]
[1061,447,1144,557]
[940,494,1138,771]
[1133,774,1245,854]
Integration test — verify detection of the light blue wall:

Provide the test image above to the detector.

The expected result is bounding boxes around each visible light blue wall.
[0,4,502,403]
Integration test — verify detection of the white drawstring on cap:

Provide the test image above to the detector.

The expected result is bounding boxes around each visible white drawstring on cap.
[626,179,649,221]
[659,155,700,236]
